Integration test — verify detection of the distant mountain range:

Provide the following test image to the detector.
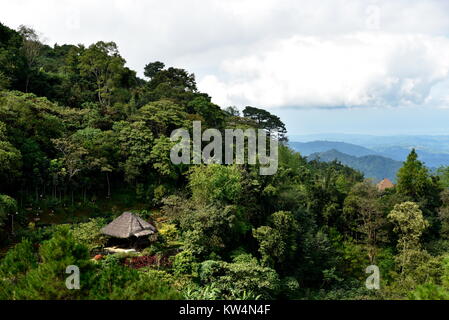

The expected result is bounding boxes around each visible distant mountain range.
[372,146,449,168]
[289,134,449,154]
[289,138,449,181]
[289,141,377,157]
[289,134,449,166]
[307,149,403,182]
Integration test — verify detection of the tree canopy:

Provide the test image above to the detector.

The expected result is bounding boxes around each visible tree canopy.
[1,21,449,301]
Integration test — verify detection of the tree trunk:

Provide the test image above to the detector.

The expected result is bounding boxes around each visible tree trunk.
[25,74,30,93]
[106,172,111,198]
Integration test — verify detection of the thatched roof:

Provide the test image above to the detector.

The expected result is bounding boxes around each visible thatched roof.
[100,212,156,238]
[377,178,394,191]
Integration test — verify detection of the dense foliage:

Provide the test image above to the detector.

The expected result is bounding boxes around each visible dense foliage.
[1,21,449,300]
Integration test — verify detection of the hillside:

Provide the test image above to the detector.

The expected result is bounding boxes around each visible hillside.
[308,149,403,181]
[290,135,449,168]
[2,17,449,303]
[289,140,379,157]
[289,139,449,169]
[289,134,449,153]
[373,146,449,168]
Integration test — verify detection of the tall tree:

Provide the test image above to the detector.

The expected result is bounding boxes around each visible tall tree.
[243,106,288,142]
[0,121,22,185]
[437,166,449,189]
[18,25,42,93]
[253,211,299,271]
[0,194,17,228]
[397,149,434,200]
[388,201,429,274]
[52,137,89,204]
[343,181,386,263]
[78,41,129,107]
[0,22,25,90]
[144,61,165,79]
[396,149,442,234]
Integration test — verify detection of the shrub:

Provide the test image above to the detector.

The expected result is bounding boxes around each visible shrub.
[172,250,198,277]
[183,283,221,300]
[0,194,16,228]
[116,272,182,300]
[89,263,139,299]
[376,247,396,284]
[153,185,168,204]
[188,164,245,206]
[6,227,94,300]
[158,222,179,243]
[410,283,449,300]
[123,255,171,269]
[197,254,280,299]
[0,239,38,299]
[0,239,37,279]
[71,218,108,253]
[252,211,299,269]
[281,277,300,299]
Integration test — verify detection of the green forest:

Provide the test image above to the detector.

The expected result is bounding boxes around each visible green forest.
[2,21,449,300]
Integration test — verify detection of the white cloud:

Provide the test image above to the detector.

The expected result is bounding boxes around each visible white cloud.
[200,33,449,108]
[3,0,449,109]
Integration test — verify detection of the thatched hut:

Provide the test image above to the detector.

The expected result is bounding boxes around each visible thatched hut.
[101,212,157,248]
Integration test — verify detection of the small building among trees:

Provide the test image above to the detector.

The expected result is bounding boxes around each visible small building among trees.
[101,212,157,248]
[377,178,395,191]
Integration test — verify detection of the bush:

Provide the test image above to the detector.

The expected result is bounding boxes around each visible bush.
[197,254,281,299]
[89,261,181,300]
[0,239,37,299]
[99,254,121,267]
[71,218,108,253]
[172,250,198,277]
[376,247,396,284]
[188,164,245,206]
[124,255,171,269]
[0,194,16,228]
[0,239,37,279]
[153,185,168,204]
[89,263,139,299]
[158,222,179,243]
[425,240,449,256]
[280,277,300,299]
[408,254,449,300]
[410,283,449,300]
[5,226,94,300]
[183,283,221,300]
[116,272,182,300]
[383,250,443,298]
[252,211,299,269]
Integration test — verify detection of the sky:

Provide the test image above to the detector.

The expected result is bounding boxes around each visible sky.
[2,0,449,136]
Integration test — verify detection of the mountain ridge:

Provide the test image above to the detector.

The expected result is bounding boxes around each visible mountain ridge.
[307,149,403,182]
[289,140,380,157]
[289,139,449,168]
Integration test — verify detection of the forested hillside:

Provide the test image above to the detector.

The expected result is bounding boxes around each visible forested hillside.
[290,135,449,168]
[308,149,403,182]
[2,22,449,300]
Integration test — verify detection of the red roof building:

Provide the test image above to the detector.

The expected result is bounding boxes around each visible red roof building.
[377,178,394,191]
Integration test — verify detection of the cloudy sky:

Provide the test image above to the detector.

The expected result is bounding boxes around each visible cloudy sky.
[3,0,449,135]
